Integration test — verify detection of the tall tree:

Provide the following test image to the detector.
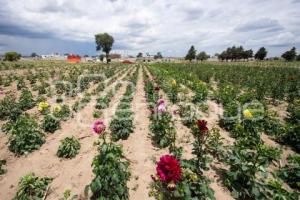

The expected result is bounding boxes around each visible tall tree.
[154,52,163,59]
[185,45,196,61]
[254,47,267,60]
[282,47,297,61]
[137,52,143,58]
[196,51,209,61]
[31,52,38,57]
[246,49,253,59]
[95,33,114,63]
[297,54,300,61]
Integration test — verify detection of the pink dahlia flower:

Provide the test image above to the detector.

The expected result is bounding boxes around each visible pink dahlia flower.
[158,104,166,113]
[157,99,165,106]
[93,120,106,134]
[156,155,182,183]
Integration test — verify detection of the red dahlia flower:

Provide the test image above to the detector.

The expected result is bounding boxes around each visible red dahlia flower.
[149,108,155,115]
[197,119,208,133]
[156,155,182,183]
[93,120,106,134]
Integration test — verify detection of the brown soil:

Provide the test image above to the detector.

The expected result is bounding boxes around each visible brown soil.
[0,68,131,199]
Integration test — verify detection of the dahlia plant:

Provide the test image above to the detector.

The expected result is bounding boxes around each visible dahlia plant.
[38,101,50,114]
[150,99,176,148]
[8,114,45,155]
[57,136,81,159]
[19,89,35,111]
[86,120,131,199]
[42,114,60,133]
[191,119,212,172]
[149,154,215,200]
[13,173,52,200]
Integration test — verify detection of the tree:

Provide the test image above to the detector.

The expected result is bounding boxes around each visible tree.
[246,49,253,59]
[254,47,267,60]
[137,52,143,58]
[4,52,21,61]
[31,52,38,57]
[281,47,297,61]
[154,52,163,59]
[185,46,196,61]
[297,54,300,61]
[95,33,114,63]
[196,51,209,61]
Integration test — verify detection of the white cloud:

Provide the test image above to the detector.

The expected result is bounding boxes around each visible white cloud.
[0,0,299,56]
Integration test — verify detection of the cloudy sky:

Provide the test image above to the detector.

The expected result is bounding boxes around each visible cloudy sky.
[0,0,299,57]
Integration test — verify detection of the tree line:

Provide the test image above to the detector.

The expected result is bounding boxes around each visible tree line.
[185,45,300,62]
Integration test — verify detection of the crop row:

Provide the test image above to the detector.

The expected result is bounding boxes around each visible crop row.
[147,64,300,199]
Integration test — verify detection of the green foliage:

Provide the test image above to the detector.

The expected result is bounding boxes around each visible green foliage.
[4,51,21,61]
[0,159,6,175]
[286,99,300,124]
[192,82,208,103]
[93,110,102,118]
[219,101,240,130]
[261,111,286,137]
[13,173,52,200]
[150,112,176,148]
[218,46,253,61]
[196,51,209,61]
[190,126,213,172]
[206,128,225,159]
[110,83,135,141]
[17,78,27,90]
[178,103,199,128]
[277,154,300,190]
[185,45,196,61]
[19,89,35,110]
[0,94,22,121]
[8,114,45,155]
[42,114,60,133]
[282,47,297,61]
[224,141,281,199]
[95,90,113,109]
[213,84,238,105]
[88,142,130,199]
[57,136,81,159]
[255,47,268,60]
[53,105,72,121]
[279,99,300,152]
[265,179,299,200]
[95,33,114,63]
[110,113,134,141]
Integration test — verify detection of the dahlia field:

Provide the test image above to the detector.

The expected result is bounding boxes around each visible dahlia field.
[0,60,299,199]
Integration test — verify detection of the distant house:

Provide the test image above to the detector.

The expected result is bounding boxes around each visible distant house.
[136,55,155,62]
[67,55,81,63]
[110,53,121,59]
[41,53,65,60]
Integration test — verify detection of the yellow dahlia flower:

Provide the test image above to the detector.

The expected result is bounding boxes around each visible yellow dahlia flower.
[171,79,177,86]
[53,105,62,113]
[38,101,49,111]
[243,109,253,119]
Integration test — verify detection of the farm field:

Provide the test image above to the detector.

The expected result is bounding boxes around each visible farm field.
[0,60,300,200]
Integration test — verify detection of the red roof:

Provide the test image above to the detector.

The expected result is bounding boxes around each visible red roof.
[122,60,134,64]
[67,55,81,63]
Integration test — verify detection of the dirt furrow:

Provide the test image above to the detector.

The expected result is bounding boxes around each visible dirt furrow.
[120,67,167,200]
